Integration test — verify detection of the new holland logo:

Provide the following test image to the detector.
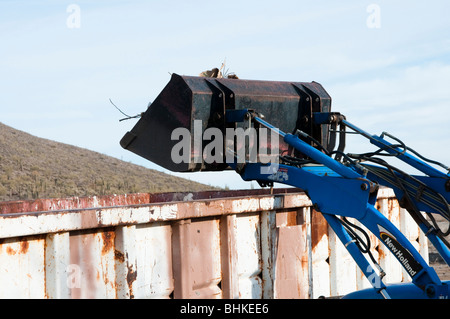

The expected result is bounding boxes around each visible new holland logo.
[378,225,423,278]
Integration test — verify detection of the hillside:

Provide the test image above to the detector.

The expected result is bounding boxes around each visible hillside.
[0,122,218,201]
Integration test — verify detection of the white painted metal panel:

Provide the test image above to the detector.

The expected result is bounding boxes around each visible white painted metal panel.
[235,213,262,298]
[274,225,308,298]
[310,210,330,298]
[134,222,174,298]
[260,210,277,299]
[69,229,116,298]
[0,188,431,299]
[188,219,222,299]
[45,232,71,298]
[328,223,357,296]
[378,199,403,284]
[0,236,45,298]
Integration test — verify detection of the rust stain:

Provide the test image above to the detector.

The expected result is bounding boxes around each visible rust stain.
[114,248,137,299]
[310,209,328,252]
[103,273,110,287]
[101,230,115,255]
[375,201,381,210]
[378,245,386,259]
[0,189,408,299]
[114,250,125,263]
[6,246,16,255]
[127,260,137,299]
[19,239,29,254]
[0,193,151,214]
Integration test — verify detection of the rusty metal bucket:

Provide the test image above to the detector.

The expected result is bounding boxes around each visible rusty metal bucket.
[120,73,332,172]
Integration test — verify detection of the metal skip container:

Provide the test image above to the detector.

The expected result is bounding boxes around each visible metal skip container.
[120,73,332,172]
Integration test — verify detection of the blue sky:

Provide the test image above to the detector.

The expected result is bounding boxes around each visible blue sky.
[1,0,450,189]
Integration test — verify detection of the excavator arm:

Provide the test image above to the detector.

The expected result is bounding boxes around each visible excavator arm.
[120,73,449,298]
[226,110,450,299]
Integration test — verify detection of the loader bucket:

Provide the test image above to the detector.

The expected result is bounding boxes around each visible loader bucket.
[120,73,332,172]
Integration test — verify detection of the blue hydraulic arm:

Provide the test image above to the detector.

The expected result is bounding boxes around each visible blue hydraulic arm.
[312,112,450,269]
[225,109,450,299]
[335,118,450,268]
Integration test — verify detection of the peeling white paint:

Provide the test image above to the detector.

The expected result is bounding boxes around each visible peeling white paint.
[0,189,427,299]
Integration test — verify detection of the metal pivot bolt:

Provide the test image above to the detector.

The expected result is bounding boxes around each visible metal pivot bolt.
[425,285,436,298]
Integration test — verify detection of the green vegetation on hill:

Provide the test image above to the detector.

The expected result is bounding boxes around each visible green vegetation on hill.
[0,122,218,201]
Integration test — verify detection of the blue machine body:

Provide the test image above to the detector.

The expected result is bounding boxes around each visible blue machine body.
[121,75,450,299]
[226,109,450,299]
